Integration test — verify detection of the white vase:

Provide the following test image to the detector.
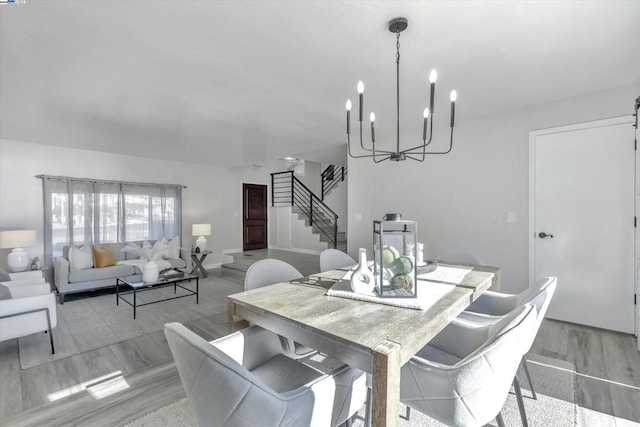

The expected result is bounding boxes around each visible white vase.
[142,261,159,282]
[350,248,375,294]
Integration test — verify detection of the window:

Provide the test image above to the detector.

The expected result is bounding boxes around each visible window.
[40,176,183,266]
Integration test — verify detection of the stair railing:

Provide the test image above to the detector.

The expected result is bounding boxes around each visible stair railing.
[271,171,338,248]
[321,165,348,200]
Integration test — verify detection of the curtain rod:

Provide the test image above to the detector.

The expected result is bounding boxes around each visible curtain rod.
[35,175,187,189]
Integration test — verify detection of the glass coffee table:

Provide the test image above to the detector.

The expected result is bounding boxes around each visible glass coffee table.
[116,272,198,319]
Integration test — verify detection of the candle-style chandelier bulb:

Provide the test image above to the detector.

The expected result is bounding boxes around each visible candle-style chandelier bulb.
[369,112,375,122]
[357,81,364,94]
[429,69,438,83]
[423,108,430,118]
[450,90,458,102]
[346,99,352,111]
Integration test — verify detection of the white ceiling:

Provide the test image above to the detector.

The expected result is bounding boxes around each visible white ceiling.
[1,0,639,167]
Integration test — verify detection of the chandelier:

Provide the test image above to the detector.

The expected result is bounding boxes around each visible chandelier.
[345,17,457,162]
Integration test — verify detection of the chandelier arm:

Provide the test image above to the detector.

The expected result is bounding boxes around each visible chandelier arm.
[373,154,392,163]
[403,131,435,154]
[348,134,394,159]
[404,126,454,155]
[356,122,394,154]
[405,154,427,162]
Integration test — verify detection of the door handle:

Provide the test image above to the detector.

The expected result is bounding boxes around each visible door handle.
[538,232,554,239]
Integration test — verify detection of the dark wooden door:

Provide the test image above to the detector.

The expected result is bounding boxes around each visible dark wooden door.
[243,183,268,251]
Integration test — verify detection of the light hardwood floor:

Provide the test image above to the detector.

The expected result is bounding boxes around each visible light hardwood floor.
[1,250,638,426]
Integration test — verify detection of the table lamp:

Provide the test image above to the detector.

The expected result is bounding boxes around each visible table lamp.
[192,224,211,252]
[0,229,37,272]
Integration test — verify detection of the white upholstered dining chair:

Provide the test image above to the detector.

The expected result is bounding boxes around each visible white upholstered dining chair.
[458,277,558,402]
[244,258,316,358]
[400,304,538,427]
[319,249,356,272]
[165,323,367,427]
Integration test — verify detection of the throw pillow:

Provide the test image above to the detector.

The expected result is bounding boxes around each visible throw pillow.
[69,245,94,271]
[0,284,11,300]
[122,242,145,259]
[0,268,11,282]
[93,244,117,268]
[166,237,181,259]
[150,241,169,261]
[142,240,153,261]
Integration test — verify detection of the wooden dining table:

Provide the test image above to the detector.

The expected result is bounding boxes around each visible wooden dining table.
[228,263,499,427]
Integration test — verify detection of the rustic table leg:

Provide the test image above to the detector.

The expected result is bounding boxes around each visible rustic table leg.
[371,340,401,427]
[227,299,250,332]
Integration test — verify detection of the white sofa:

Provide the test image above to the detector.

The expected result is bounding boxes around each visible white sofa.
[0,271,57,354]
[54,240,192,304]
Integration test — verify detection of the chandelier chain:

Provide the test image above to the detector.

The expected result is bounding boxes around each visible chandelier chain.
[396,31,401,65]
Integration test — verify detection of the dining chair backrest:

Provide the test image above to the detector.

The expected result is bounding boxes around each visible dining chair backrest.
[401,304,537,426]
[244,259,303,291]
[165,323,337,426]
[437,251,484,265]
[319,249,356,272]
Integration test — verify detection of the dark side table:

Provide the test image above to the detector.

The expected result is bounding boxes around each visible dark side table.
[190,250,212,277]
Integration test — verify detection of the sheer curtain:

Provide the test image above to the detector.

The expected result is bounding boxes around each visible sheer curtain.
[40,176,183,267]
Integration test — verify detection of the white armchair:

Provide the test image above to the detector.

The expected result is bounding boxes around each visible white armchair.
[400,304,537,427]
[165,323,367,427]
[0,272,57,354]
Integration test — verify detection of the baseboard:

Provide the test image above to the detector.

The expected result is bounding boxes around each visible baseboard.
[222,248,242,255]
[268,245,323,256]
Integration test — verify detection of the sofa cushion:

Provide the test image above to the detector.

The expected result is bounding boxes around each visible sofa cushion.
[0,269,11,282]
[93,244,117,268]
[69,264,136,283]
[69,245,94,271]
[122,242,145,260]
[108,243,126,261]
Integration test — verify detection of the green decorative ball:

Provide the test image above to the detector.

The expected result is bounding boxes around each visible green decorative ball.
[391,274,413,292]
[382,245,399,268]
[393,256,413,275]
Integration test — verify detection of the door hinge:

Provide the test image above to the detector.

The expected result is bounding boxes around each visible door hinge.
[635,217,637,228]
[635,294,637,305]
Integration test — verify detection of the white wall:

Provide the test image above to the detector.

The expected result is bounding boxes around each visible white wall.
[348,84,640,293]
[268,206,328,254]
[0,139,279,270]
[295,160,322,196]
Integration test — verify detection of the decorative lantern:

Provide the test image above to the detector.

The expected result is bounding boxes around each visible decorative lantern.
[373,216,418,298]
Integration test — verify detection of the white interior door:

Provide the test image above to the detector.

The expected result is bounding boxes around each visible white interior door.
[531,117,635,334]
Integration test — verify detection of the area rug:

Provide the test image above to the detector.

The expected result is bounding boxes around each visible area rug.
[123,354,576,427]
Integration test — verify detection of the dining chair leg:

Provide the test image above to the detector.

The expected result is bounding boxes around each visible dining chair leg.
[521,357,537,400]
[513,375,529,427]
[399,406,411,420]
[495,411,506,427]
[364,387,372,427]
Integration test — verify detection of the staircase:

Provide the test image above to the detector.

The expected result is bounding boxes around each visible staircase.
[321,165,347,200]
[271,171,346,250]
[291,205,347,251]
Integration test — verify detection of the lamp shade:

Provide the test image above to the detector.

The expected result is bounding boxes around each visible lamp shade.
[192,224,211,237]
[0,230,37,249]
